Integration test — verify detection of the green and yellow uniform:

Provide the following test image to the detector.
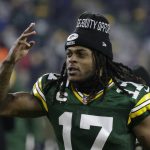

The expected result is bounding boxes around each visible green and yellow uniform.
[32,73,150,150]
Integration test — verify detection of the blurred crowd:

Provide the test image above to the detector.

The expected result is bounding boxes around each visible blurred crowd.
[0,0,150,150]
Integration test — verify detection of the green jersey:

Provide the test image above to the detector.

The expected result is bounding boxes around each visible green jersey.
[32,73,150,150]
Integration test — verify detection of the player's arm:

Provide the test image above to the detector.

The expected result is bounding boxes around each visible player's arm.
[0,92,45,117]
[0,23,45,117]
[133,115,150,149]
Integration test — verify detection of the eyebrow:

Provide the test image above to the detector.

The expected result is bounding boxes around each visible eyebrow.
[66,48,87,52]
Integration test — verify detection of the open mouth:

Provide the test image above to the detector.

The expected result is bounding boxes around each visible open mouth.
[67,67,79,75]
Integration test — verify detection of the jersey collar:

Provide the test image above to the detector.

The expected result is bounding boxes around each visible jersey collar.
[71,79,114,104]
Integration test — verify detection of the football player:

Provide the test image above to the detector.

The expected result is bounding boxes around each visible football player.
[0,12,150,150]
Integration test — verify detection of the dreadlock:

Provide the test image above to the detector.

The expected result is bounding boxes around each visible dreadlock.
[82,50,145,100]
[54,62,67,99]
[95,51,145,96]
[42,62,67,103]
[54,50,145,102]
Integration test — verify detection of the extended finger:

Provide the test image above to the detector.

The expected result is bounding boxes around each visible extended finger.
[19,40,35,49]
[21,31,36,38]
[18,40,31,47]
[24,23,35,34]
[19,30,36,41]
[29,41,35,47]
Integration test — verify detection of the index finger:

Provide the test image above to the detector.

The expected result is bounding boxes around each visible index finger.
[19,23,36,40]
[24,22,35,34]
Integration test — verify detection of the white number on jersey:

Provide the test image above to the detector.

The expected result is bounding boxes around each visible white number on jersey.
[59,112,113,150]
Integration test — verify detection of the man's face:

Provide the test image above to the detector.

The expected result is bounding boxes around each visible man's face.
[66,46,96,82]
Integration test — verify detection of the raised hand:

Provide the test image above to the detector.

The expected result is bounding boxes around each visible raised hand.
[7,23,36,63]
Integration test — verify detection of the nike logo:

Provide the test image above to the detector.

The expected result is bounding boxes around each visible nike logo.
[144,87,150,93]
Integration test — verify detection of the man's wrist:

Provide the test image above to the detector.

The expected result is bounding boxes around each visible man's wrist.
[2,59,16,67]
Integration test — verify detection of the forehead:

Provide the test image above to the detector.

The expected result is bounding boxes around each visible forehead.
[66,46,92,53]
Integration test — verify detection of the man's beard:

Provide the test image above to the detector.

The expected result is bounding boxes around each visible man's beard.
[71,74,103,94]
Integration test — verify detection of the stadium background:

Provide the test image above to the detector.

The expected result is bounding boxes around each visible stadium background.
[0,0,150,150]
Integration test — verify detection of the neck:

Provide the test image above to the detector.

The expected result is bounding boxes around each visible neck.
[71,76,103,94]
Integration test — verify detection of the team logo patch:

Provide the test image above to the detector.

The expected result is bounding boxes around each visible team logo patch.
[67,33,78,41]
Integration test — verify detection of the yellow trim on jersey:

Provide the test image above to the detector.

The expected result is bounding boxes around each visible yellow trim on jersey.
[128,118,131,124]
[135,93,150,106]
[38,76,42,90]
[108,79,113,84]
[71,84,104,103]
[33,83,48,112]
[128,93,150,124]
[129,103,150,119]
[71,79,114,104]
